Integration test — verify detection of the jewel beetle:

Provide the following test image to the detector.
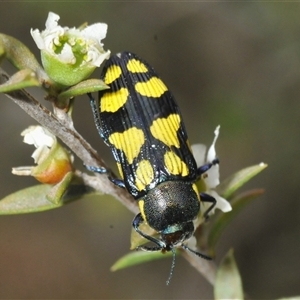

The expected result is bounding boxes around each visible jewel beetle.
[88,52,218,284]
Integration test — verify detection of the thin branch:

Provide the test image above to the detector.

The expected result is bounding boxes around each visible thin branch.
[0,68,138,214]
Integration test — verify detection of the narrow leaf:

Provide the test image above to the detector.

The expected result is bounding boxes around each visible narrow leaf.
[0,181,94,214]
[0,33,44,75]
[57,78,109,103]
[207,189,265,254]
[0,69,40,93]
[214,249,244,300]
[111,250,173,272]
[0,184,62,214]
[217,163,267,199]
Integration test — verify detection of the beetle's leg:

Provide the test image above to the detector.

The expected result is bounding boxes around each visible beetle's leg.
[181,244,212,260]
[132,213,165,250]
[85,165,126,189]
[196,158,219,178]
[200,192,217,220]
[85,165,108,174]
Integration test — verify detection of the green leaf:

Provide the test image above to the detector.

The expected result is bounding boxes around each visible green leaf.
[0,184,63,214]
[111,250,173,272]
[217,163,267,199]
[0,69,40,93]
[214,249,244,300]
[207,189,265,254]
[276,297,300,300]
[0,180,94,214]
[0,33,44,74]
[57,78,109,104]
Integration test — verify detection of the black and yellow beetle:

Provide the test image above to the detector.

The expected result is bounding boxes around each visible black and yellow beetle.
[88,52,218,283]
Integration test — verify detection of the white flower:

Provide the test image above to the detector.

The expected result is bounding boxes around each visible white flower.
[31,12,110,67]
[12,126,55,176]
[191,126,232,215]
[12,126,73,184]
[31,12,110,85]
[22,126,55,163]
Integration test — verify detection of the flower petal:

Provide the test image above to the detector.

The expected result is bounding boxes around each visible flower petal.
[45,12,60,30]
[191,143,206,167]
[90,49,111,67]
[12,166,33,176]
[31,145,50,163]
[57,43,76,64]
[30,29,45,49]
[21,126,55,148]
[82,23,108,44]
[205,164,220,189]
[207,125,220,162]
[204,190,232,214]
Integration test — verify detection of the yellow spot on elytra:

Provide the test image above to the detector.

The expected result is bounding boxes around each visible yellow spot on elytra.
[127,59,148,73]
[192,183,200,201]
[150,114,181,148]
[100,88,129,113]
[109,128,145,164]
[138,199,147,222]
[135,77,167,98]
[104,65,122,84]
[116,162,124,179]
[135,159,154,191]
[164,151,189,176]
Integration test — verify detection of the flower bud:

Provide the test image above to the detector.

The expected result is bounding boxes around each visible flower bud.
[12,126,73,184]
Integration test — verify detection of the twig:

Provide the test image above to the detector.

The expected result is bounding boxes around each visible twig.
[0,68,138,214]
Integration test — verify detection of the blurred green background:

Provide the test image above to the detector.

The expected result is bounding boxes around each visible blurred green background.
[1,2,300,299]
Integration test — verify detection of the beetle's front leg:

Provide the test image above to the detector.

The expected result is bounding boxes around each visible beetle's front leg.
[85,165,126,189]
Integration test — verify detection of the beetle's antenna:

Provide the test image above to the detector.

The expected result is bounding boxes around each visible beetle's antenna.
[166,248,176,286]
[182,244,212,260]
